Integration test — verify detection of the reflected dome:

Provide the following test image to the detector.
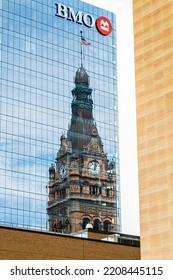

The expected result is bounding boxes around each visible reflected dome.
[75,64,89,87]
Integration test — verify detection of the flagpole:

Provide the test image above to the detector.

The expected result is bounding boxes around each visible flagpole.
[80,30,83,66]
[80,31,91,66]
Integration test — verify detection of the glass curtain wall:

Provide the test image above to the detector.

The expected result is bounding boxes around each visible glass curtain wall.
[0,0,120,232]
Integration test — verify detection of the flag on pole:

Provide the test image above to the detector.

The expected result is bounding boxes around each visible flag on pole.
[80,36,91,46]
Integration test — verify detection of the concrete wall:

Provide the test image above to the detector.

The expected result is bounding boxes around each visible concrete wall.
[0,227,140,260]
[133,0,173,259]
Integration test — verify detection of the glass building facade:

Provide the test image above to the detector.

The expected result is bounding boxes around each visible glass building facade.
[0,0,120,232]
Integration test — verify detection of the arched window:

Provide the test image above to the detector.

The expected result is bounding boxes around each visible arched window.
[103,220,111,232]
[82,218,90,229]
[93,219,100,230]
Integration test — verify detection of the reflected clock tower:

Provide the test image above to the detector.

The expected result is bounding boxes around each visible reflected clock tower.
[47,64,117,233]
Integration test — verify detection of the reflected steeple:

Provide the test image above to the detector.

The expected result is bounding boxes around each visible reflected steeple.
[67,64,104,154]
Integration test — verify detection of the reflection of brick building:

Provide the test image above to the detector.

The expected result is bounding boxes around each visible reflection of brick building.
[47,64,117,233]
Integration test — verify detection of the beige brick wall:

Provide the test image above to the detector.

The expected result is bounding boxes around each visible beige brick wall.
[133,0,173,259]
[0,227,140,260]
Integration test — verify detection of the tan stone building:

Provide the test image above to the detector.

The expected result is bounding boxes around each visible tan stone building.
[0,226,140,260]
[133,0,173,259]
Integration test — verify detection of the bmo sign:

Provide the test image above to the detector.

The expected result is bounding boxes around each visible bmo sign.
[96,16,112,36]
[55,3,112,36]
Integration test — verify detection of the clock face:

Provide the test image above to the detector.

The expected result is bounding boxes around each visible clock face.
[88,160,101,175]
[59,163,67,179]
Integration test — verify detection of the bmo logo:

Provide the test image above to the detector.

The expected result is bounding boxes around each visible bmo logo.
[96,16,112,36]
[55,3,112,36]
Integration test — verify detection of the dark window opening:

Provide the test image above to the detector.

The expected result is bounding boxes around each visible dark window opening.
[103,220,111,232]
[82,218,90,229]
[93,219,100,230]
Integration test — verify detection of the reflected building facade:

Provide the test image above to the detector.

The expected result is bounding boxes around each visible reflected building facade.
[48,63,117,233]
[0,0,120,232]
